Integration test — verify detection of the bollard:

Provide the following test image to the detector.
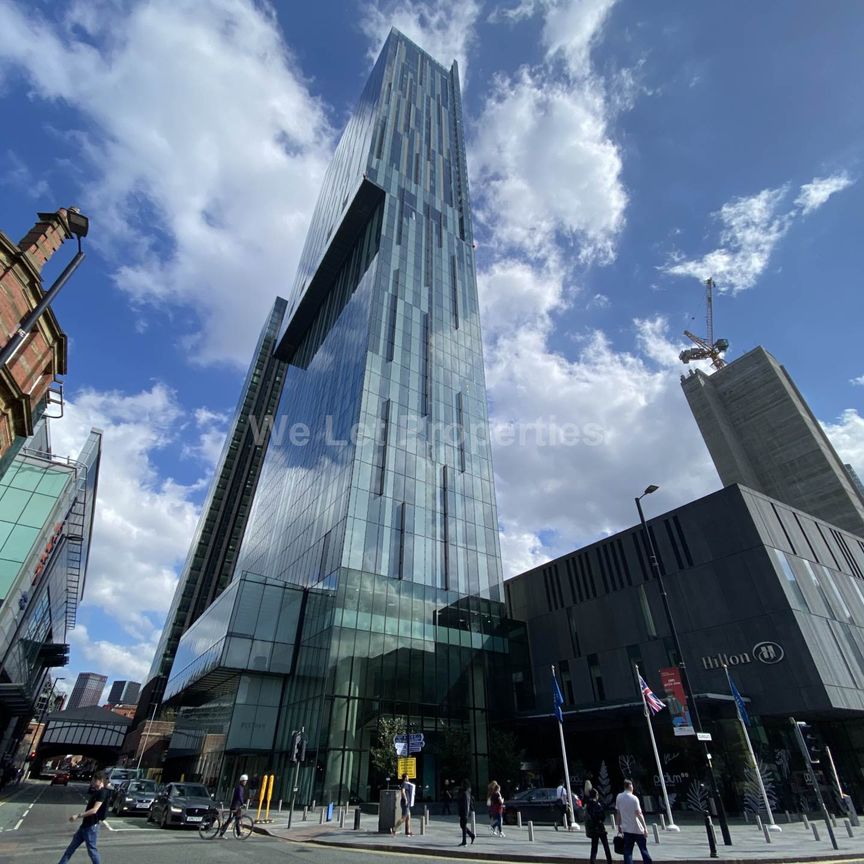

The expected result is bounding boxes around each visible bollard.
[425,805,429,824]
[419,815,425,836]
[762,822,771,844]
[471,810,476,837]
[652,823,660,844]
[830,813,838,828]
[312,800,316,809]
[659,813,666,830]
[812,822,820,841]
[354,808,361,830]
[704,812,718,859]
[302,806,308,821]
[319,807,325,825]
[803,814,810,829]
[278,798,282,813]
[744,810,750,823]
[527,820,535,842]
[845,818,853,838]
[785,810,791,823]
[755,814,763,832]
[516,811,522,828]
[339,806,345,828]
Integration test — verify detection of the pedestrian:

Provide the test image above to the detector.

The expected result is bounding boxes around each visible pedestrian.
[442,782,453,815]
[488,781,505,837]
[390,772,416,836]
[615,779,651,864]
[457,778,476,846]
[554,778,571,830]
[583,773,594,799]
[218,773,249,838]
[585,788,612,864]
[57,770,110,864]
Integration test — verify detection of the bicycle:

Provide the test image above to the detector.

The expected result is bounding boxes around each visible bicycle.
[198,804,253,839]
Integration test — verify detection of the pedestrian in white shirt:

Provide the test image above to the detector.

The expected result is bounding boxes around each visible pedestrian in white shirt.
[391,773,416,836]
[615,780,651,864]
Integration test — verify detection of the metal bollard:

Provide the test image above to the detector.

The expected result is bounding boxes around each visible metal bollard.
[704,812,718,859]
[812,822,820,841]
[785,810,791,823]
[278,799,282,812]
[354,808,361,830]
[471,811,476,837]
[762,822,771,844]
[652,823,660,844]
[744,810,750,823]
[803,814,810,829]
[319,807,325,825]
[755,814,763,832]
[425,805,429,824]
[516,811,522,828]
[527,820,535,842]
[830,813,838,828]
[659,813,666,830]
[339,806,345,828]
[302,806,308,821]
[312,800,316,809]
[420,815,425,835]
[844,818,853,838]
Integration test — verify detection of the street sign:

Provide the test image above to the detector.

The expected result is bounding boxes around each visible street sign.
[408,733,425,753]
[397,757,417,779]
[697,732,713,742]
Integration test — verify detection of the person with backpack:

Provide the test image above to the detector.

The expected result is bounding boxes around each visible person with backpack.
[585,787,612,864]
[57,770,110,864]
[457,778,476,846]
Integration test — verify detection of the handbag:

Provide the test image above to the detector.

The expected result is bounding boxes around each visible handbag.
[613,833,625,855]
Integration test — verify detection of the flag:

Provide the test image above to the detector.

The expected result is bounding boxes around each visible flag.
[728,672,750,726]
[552,669,565,723]
[640,675,666,715]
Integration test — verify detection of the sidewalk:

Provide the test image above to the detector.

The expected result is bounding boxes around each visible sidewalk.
[255,810,864,863]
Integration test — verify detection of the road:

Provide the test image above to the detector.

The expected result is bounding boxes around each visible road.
[0,780,494,864]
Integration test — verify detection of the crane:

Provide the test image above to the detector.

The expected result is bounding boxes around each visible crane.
[679,277,729,370]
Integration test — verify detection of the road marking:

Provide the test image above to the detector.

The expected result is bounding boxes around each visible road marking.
[12,819,23,830]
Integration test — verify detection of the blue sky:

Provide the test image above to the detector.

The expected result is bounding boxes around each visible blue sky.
[0,0,861,698]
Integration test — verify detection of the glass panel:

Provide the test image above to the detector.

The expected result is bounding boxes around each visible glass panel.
[772,548,810,612]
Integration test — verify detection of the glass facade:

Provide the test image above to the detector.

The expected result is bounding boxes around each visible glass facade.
[162,30,518,803]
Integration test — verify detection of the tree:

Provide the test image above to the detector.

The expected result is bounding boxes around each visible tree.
[488,729,522,796]
[596,760,613,807]
[369,717,405,781]
[437,725,472,787]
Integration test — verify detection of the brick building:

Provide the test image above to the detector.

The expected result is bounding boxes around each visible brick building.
[0,209,72,472]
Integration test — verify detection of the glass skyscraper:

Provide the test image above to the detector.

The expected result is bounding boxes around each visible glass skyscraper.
[161,30,519,804]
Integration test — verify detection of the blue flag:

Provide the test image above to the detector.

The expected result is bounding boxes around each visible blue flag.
[728,672,750,726]
[552,669,565,723]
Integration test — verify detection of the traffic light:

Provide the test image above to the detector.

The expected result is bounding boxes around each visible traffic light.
[797,721,823,764]
[289,731,306,763]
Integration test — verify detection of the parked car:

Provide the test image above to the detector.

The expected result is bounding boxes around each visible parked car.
[50,771,70,786]
[113,779,159,816]
[149,782,213,828]
[502,787,583,826]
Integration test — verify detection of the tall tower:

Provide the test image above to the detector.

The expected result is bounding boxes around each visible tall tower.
[160,30,510,803]
[135,298,287,724]
[66,673,107,710]
[682,346,864,534]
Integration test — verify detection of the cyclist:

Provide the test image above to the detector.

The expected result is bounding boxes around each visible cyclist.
[219,773,249,838]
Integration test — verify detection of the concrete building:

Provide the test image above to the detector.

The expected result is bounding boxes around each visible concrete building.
[0,210,73,472]
[157,30,517,805]
[681,346,864,534]
[507,484,864,812]
[134,298,287,727]
[107,680,140,706]
[66,673,107,711]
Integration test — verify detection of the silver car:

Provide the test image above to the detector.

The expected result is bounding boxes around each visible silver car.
[113,779,159,816]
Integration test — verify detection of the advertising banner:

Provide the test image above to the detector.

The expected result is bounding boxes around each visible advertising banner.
[659,667,695,736]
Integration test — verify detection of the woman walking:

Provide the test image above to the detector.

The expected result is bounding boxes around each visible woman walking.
[458,779,476,846]
[488,781,505,837]
[585,788,612,864]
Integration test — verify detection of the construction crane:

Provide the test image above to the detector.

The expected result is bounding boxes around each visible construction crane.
[679,277,729,370]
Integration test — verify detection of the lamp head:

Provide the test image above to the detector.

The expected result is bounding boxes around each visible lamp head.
[65,207,89,238]
[643,484,659,496]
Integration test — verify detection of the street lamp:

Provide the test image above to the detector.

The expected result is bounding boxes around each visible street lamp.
[635,485,732,846]
[0,207,89,369]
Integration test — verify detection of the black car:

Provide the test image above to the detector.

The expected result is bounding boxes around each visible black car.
[113,779,159,816]
[149,782,213,828]
[502,787,584,826]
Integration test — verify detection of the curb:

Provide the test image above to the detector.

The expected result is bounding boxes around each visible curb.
[252,826,864,864]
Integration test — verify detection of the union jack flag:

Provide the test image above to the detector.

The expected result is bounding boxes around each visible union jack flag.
[640,675,666,715]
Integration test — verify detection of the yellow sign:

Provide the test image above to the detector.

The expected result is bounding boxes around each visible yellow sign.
[397,757,417,779]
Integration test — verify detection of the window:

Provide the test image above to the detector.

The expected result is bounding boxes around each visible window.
[773,548,810,612]
[560,660,574,704]
[638,585,657,638]
[588,653,605,702]
[801,559,834,618]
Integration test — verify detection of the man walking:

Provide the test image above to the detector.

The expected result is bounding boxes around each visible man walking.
[219,773,248,838]
[58,770,110,864]
[615,779,651,864]
[555,778,572,830]
[390,772,416,836]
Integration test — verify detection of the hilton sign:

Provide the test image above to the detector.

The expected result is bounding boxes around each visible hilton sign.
[701,641,785,670]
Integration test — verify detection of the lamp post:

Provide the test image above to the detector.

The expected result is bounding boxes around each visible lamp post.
[26,675,64,773]
[135,704,159,773]
[0,207,89,369]
[635,485,732,846]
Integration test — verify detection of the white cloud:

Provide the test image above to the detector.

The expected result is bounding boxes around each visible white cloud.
[822,409,864,481]
[0,0,333,366]
[472,0,626,264]
[662,172,854,293]
[49,384,202,645]
[68,625,156,688]
[359,0,482,83]
[795,172,854,215]
[852,375,864,387]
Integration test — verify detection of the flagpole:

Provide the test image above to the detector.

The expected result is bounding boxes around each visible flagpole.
[724,665,780,831]
[551,665,579,832]
[636,664,678,832]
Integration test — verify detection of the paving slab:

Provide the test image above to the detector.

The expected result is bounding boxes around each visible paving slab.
[255,811,864,863]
